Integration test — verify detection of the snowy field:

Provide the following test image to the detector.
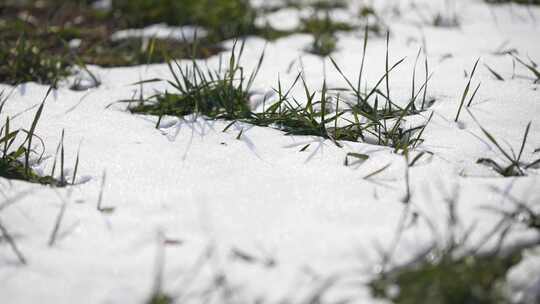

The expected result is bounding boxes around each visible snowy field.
[1,0,540,303]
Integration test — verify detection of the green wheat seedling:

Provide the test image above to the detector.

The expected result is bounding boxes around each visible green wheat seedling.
[329,28,434,151]
[49,129,81,187]
[475,120,539,176]
[455,58,481,122]
[253,76,359,146]
[301,8,355,56]
[358,4,386,35]
[128,40,262,121]
[0,32,70,86]
[484,64,505,81]
[308,33,338,57]
[128,32,433,152]
[300,7,356,35]
[511,53,540,83]
[410,0,460,28]
[0,88,78,186]
[370,192,530,304]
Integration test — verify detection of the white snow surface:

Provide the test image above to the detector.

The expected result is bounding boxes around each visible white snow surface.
[111,24,207,42]
[1,0,540,303]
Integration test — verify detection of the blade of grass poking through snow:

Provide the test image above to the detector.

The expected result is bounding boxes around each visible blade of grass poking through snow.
[3,117,18,157]
[344,153,369,166]
[222,120,237,132]
[409,151,432,167]
[25,87,52,176]
[356,25,369,96]
[468,110,523,175]
[454,58,480,122]
[330,56,360,100]
[517,122,531,163]
[155,115,163,129]
[364,57,406,102]
[411,48,422,110]
[246,45,266,92]
[421,58,429,110]
[512,54,540,82]
[97,170,105,211]
[299,143,310,152]
[477,124,514,164]
[146,38,157,66]
[413,111,434,149]
[0,219,26,264]
[60,130,65,186]
[71,145,80,185]
[484,64,504,81]
[50,130,65,178]
[385,31,391,112]
[403,150,411,203]
[466,82,481,107]
[236,128,243,140]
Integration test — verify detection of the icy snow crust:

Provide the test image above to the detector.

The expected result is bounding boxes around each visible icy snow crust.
[1,0,540,303]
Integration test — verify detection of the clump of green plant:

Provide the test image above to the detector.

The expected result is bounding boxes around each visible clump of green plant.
[369,194,532,304]
[128,29,433,152]
[432,13,460,28]
[0,35,70,85]
[79,38,224,67]
[308,33,338,57]
[147,293,173,304]
[111,0,258,41]
[409,0,460,28]
[310,0,348,10]
[358,4,386,35]
[300,11,355,34]
[475,121,540,177]
[251,76,360,145]
[0,1,251,85]
[300,9,355,56]
[329,30,434,151]
[511,53,540,84]
[0,88,78,186]
[123,40,356,144]
[371,252,522,304]
[128,40,262,122]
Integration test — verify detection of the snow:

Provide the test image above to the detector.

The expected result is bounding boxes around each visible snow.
[1,0,540,303]
[111,24,208,42]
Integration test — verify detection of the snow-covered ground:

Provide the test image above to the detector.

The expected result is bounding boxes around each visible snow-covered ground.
[1,0,540,303]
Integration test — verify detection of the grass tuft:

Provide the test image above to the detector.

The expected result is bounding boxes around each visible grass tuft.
[128,28,434,152]
[475,120,540,176]
[370,251,521,304]
[369,192,536,304]
[129,40,258,120]
[0,88,76,186]
[0,32,69,85]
